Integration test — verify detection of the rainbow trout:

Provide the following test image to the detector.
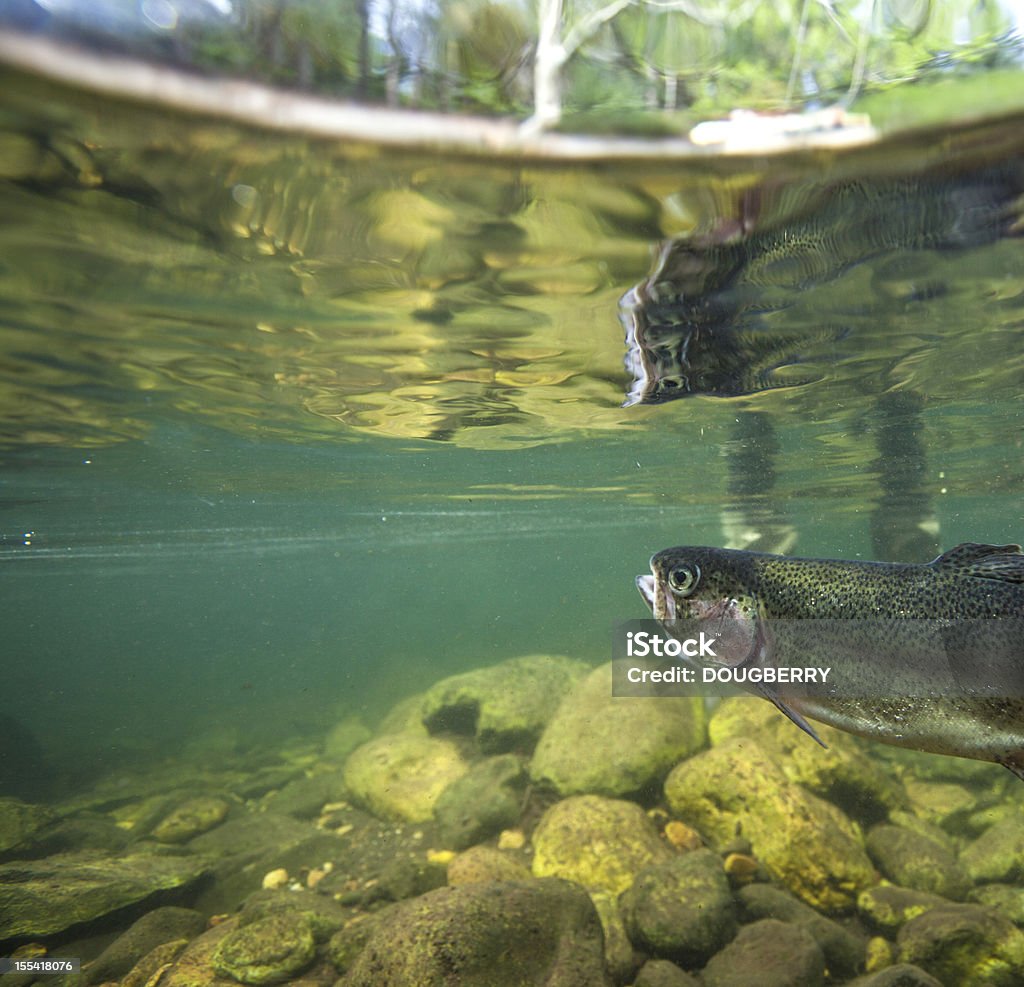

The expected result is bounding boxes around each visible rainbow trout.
[636,542,1024,777]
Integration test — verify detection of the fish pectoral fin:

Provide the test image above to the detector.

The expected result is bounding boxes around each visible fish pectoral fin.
[997,753,1024,782]
[758,686,828,749]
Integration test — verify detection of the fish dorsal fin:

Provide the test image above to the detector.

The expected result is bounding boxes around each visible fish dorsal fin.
[931,542,1024,583]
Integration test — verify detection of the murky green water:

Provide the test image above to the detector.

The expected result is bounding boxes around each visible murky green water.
[1,62,1024,781]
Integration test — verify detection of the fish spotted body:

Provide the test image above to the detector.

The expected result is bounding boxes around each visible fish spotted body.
[636,542,1024,777]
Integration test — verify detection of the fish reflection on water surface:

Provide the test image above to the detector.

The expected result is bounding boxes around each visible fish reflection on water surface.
[620,166,1024,405]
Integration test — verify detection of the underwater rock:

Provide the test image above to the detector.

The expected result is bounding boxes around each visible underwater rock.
[967,883,1024,924]
[903,779,976,829]
[211,913,317,985]
[237,888,348,943]
[0,797,55,857]
[700,918,825,987]
[85,905,205,982]
[857,884,952,935]
[447,845,532,886]
[373,851,448,902]
[664,740,873,912]
[842,964,944,987]
[159,917,241,987]
[421,654,588,753]
[708,698,906,822]
[259,770,347,820]
[632,959,701,987]
[322,717,372,761]
[434,754,526,850]
[341,879,613,985]
[865,824,971,900]
[343,732,469,823]
[12,811,133,858]
[896,902,1024,986]
[620,848,736,966]
[531,794,673,895]
[529,663,706,798]
[121,938,192,987]
[737,883,865,978]
[152,796,232,844]
[0,849,209,939]
[959,814,1024,883]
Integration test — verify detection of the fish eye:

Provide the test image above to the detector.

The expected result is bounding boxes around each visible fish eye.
[668,563,700,596]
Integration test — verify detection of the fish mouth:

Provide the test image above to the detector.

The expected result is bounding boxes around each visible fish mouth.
[636,573,675,621]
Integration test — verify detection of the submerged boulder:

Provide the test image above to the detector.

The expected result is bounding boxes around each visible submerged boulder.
[211,913,317,985]
[152,796,232,844]
[664,740,873,912]
[738,883,865,978]
[341,879,613,986]
[700,918,825,987]
[531,794,673,896]
[85,906,206,983]
[865,824,970,899]
[897,902,1024,986]
[434,754,526,849]
[421,654,588,753]
[530,662,706,797]
[343,732,469,823]
[959,815,1024,883]
[621,848,736,966]
[0,850,209,940]
[857,884,952,935]
[707,698,907,821]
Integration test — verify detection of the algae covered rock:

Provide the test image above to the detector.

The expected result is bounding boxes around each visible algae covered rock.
[866,824,970,899]
[708,698,906,820]
[159,917,237,987]
[633,959,700,987]
[211,913,316,985]
[857,884,951,934]
[959,814,1024,883]
[447,845,532,886]
[530,662,706,797]
[843,964,943,987]
[700,918,825,987]
[152,796,231,843]
[259,770,346,820]
[85,906,205,982]
[237,888,347,942]
[968,883,1024,924]
[343,731,469,823]
[531,794,673,895]
[897,902,1024,986]
[341,879,613,986]
[434,753,525,849]
[421,654,587,752]
[738,882,865,978]
[664,740,873,912]
[121,939,192,987]
[0,850,209,939]
[621,848,736,965]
